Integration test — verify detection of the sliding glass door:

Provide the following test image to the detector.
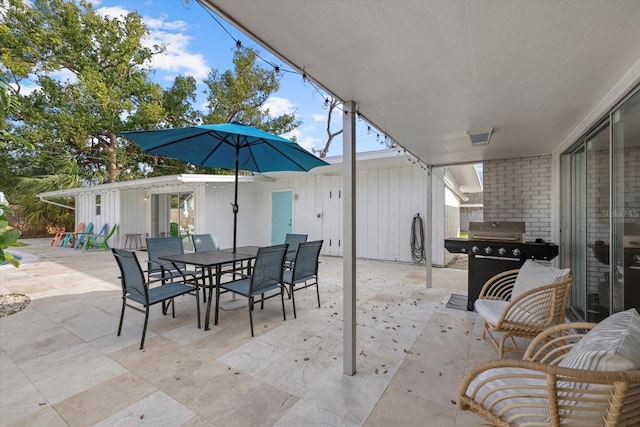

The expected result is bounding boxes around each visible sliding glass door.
[612,91,640,313]
[562,87,640,321]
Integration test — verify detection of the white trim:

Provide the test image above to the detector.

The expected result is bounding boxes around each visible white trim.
[38,174,273,198]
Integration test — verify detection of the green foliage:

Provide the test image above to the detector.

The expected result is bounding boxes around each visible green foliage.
[202,48,300,136]
[1,0,165,183]
[15,152,80,230]
[0,0,305,233]
[0,199,28,268]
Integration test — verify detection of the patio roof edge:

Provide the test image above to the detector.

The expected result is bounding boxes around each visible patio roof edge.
[37,174,273,198]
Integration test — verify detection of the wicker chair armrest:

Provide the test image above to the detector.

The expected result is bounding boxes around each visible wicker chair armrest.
[523,322,598,364]
[458,359,640,426]
[494,277,572,331]
[477,269,519,301]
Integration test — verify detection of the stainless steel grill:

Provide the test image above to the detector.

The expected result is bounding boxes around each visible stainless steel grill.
[469,221,526,243]
[445,221,559,311]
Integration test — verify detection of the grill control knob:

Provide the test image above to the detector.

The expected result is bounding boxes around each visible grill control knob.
[484,246,493,254]
[471,245,479,254]
[512,248,522,257]
[498,247,506,255]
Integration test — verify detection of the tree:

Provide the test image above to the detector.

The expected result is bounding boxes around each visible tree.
[315,96,343,158]
[1,0,166,183]
[202,48,300,135]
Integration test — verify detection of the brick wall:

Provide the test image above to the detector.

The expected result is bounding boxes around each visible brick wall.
[483,155,552,240]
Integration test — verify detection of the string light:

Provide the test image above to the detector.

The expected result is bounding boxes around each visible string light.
[196,1,432,168]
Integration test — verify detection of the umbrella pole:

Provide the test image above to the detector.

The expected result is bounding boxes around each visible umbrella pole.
[232,143,239,253]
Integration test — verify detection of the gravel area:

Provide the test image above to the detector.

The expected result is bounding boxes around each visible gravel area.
[0,293,31,317]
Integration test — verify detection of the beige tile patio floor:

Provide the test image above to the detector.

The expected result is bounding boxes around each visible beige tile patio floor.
[1,239,501,426]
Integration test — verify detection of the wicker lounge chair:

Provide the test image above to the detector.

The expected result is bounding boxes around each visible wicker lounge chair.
[474,260,573,358]
[459,309,640,426]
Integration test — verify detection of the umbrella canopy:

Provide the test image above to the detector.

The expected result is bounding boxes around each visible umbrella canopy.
[122,122,329,251]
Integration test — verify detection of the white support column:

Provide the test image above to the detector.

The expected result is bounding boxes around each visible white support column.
[343,101,357,375]
[425,165,433,288]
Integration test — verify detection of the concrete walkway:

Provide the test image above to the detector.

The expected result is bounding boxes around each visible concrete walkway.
[1,239,495,426]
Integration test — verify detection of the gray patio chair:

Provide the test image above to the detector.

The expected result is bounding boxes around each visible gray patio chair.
[191,233,220,252]
[281,240,323,318]
[191,234,222,302]
[146,237,201,284]
[215,244,288,336]
[112,248,200,350]
[284,233,308,268]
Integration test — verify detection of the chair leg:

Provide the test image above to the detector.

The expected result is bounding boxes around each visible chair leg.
[249,296,254,336]
[214,285,220,326]
[117,298,126,336]
[260,293,265,310]
[171,298,175,318]
[290,284,297,319]
[141,306,150,350]
[315,279,320,308]
[280,286,286,321]
[195,289,201,329]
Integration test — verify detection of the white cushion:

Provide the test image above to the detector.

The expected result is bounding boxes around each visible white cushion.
[466,367,548,426]
[475,299,509,325]
[512,260,570,298]
[559,308,640,371]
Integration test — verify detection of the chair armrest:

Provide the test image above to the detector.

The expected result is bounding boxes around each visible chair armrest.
[523,321,597,364]
[493,278,572,330]
[477,269,519,301]
[458,358,640,426]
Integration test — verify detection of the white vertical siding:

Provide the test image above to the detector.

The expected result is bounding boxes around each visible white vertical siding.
[250,163,430,263]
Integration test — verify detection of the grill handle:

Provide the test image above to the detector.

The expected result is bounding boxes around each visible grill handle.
[470,235,521,241]
[474,255,522,262]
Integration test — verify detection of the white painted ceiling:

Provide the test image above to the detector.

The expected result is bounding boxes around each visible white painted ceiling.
[201,0,640,166]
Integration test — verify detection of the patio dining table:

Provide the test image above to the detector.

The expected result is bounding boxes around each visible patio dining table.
[159,246,260,330]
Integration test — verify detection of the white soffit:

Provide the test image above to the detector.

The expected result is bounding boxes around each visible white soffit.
[202,0,640,165]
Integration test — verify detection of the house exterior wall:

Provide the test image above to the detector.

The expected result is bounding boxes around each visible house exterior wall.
[201,181,260,249]
[253,164,430,263]
[460,207,483,231]
[483,154,553,241]
[76,190,122,248]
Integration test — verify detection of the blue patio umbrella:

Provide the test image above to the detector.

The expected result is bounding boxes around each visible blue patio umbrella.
[122,122,329,251]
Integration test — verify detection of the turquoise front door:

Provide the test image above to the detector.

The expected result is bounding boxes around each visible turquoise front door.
[271,190,293,245]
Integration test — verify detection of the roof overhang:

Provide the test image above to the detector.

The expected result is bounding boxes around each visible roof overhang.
[200,0,640,165]
[37,174,274,198]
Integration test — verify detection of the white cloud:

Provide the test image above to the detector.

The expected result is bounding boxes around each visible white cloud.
[96,6,209,81]
[312,113,326,122]
[284,128,323,152]
[48,69,78,84]
[263,96,296,117]
[144,14,188,32]
[145,30,209,80]
[95,6,129,20]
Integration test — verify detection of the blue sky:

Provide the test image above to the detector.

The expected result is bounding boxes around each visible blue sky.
[93,0,387,157]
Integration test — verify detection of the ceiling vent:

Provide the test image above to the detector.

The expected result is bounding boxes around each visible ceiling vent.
[468,128,493,147]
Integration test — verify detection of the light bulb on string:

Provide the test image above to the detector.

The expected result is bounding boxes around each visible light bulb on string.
[323,98,329,109]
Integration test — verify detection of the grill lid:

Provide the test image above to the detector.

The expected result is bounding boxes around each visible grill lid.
[469,221,526,243]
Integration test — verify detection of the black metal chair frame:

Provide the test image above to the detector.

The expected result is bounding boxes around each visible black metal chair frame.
[281,240,323,318]
[112,248,200,350]
[215,244,288,336]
